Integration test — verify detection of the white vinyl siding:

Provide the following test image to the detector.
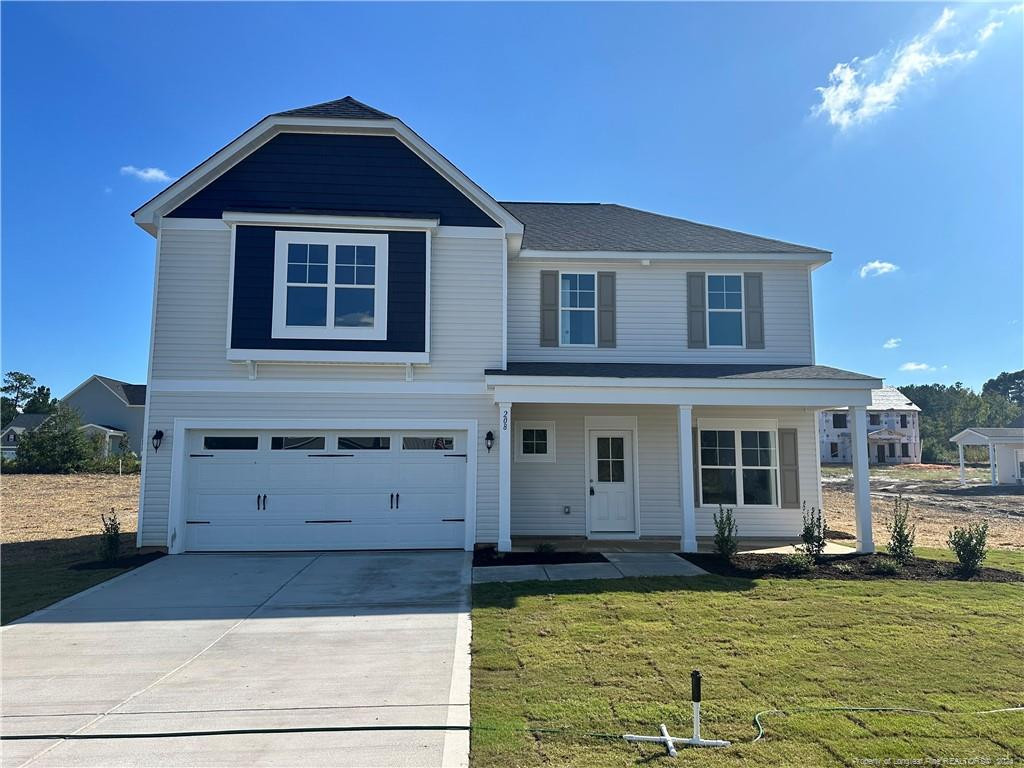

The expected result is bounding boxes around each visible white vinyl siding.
[508,260,813,363]
[509,404,820,540]
[150,228,502,382]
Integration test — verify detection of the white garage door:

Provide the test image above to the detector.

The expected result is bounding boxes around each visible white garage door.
[184,429,467,551]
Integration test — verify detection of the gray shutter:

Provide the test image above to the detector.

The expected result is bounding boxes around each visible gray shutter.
[692,427,700,506]
[686,272,706,348]
[540,270,559,347]
[779,428,800,509]
[744,272,765,349]
[597,272,616,348]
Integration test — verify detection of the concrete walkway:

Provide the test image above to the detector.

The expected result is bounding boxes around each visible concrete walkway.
[1,552,471,768]
[472,552,708,583]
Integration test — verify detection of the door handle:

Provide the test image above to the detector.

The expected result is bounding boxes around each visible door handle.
[390,493,394,510]
[262,494,267,510]
[395,493,400,509]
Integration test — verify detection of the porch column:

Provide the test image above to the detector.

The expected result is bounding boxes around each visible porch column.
[497,402,512,552]
[678,405,697,553]
[989,443,997,487]
[958,442,966,485]
[850,405,874,553]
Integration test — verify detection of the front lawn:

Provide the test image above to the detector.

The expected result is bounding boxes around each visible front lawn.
[471,569,1024,766]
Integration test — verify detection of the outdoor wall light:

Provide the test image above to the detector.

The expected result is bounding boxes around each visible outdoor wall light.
[485,431,494,452]
[152,429,164,452]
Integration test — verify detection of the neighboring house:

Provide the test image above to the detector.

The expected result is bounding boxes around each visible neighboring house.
[61,375,147,454]
[950,414,1024,486]
[130,96,881,555]
[819,387,921,465]
[0,413,52,459]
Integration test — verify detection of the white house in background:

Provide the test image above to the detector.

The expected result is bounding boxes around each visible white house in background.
[130,96,882,556]
[950,414,1024,486]
[819,387,921,465]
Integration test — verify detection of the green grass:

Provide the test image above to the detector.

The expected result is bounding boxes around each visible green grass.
[911,547,1024,574]
[471,572,1024,766]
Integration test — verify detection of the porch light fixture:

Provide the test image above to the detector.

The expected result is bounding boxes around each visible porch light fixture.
[151,429,164,453]
[485,431,494,452]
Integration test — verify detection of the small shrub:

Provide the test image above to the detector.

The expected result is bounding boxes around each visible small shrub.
[833,562,854,574]
[871,556,903,576]
[87,452,142,475]
[534,542,557,554]
[778,553,816,575]
[800,501,827,557]
[99,508,121,562]
[947,522,989,575]
[712,505,739,560]
[886,494,917,563]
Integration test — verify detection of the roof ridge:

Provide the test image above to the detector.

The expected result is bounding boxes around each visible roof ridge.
[273,96,394,120]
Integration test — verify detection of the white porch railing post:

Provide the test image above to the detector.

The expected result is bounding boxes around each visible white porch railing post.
[678,405,697,553]
[498,402,512,552]
[958,442,966,485]
[850,405,874,553]
[989,443,997,487]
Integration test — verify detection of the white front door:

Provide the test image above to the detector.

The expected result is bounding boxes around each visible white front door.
[587,430,635,534]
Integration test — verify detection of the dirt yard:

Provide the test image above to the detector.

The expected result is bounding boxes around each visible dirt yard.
[1,473,142,623]
[822,464,1024,550]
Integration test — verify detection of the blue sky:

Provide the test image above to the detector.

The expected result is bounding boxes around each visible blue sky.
[2,2,1021,397]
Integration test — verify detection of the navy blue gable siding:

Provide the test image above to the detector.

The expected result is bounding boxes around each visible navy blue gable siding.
[170,133,499,227]
[231,226,426,353]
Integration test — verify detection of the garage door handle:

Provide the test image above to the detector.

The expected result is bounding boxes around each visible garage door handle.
[390,492,394,510]
[395,493,399,509]
[256,494,261,510]
[262,494,267,510]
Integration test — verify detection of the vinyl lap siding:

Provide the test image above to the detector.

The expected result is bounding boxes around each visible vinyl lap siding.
[510,404,820,540]
[507,260,813,364]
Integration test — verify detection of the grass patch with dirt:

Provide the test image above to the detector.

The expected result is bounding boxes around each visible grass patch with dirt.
[471,574,1024,767]
[1,473,146,624]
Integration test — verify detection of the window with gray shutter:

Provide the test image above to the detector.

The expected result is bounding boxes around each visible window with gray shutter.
[744,272,765,349]
[539,270,559,347]
[686,272,706,348]
[597,272,616,348]
[779,428,800,509]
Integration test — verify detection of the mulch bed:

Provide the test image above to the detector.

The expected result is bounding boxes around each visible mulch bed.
[70,552,165,571]
[683,552,1024,583]
[473,547,607,567]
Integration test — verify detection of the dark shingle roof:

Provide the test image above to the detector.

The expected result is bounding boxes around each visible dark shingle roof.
[500,202,829,254]
[273,96,394,120]
[484,362,877,381]
[95,376,147,406]
[3,413,52,432]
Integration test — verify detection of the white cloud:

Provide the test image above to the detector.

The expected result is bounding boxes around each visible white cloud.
[120,165,175,183]
[899,362,936,372]
[859,260,899,278]
[813,6,1018,130]
[883,337,902,349]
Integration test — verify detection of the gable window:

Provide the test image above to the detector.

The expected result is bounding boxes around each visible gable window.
[699,423,778,507]
[869,413,880,426]
[706,275,743,347]
[515,420,556,463]
[560,273,596,345]
[271,231,388,341]
[829,442,839,459]
[832,413,848,429]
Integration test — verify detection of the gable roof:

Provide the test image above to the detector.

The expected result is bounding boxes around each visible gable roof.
[869,386,921,411]
[500,202,829,255]
[950,426,1024,443]
[273,96,394,120]
[64,375,147,407]
[2,412,51,433]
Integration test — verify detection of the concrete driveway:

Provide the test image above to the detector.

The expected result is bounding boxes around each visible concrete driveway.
[1,552,471,768]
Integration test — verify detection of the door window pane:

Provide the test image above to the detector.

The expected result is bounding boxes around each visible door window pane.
[596,437,625,483]
[271,436,325,450]
[203,436,258,451]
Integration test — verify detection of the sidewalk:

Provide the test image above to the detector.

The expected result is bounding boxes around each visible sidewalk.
[472,552,708,583]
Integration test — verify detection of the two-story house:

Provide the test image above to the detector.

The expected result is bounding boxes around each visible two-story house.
[131,97,882,555]
[819,387,921,465]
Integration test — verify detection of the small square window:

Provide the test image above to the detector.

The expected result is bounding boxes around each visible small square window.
[515,421,556,463]
[832,413,848,429]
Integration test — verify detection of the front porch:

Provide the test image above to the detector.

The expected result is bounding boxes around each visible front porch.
[486,363,883,554]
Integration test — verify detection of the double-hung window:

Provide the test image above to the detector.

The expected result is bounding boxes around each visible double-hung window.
[707,275,743,347]
[272,231,388,340]
[699,422,778,507]
[560,273,596,345]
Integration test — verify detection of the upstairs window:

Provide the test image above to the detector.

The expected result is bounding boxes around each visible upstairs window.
[832,413,848,429]
[560,273,596,345]
[272,231,388,341]
[869,413,880,426]
[900,414,908,428]
[707,275,743,347]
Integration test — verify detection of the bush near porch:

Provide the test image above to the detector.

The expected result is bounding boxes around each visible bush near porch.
[470,562,1024,767]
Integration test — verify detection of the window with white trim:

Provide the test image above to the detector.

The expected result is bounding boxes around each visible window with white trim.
[560,273,596,345]
[271,231,388,341]
[514,420,556,463]
[706,275,743,347]
[699,425,778,507]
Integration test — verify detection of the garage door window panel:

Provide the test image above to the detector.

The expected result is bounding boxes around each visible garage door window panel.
[271,436,326,451]
[203,436,259,451]
[402,436,455,450]
[338,436,391,451]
